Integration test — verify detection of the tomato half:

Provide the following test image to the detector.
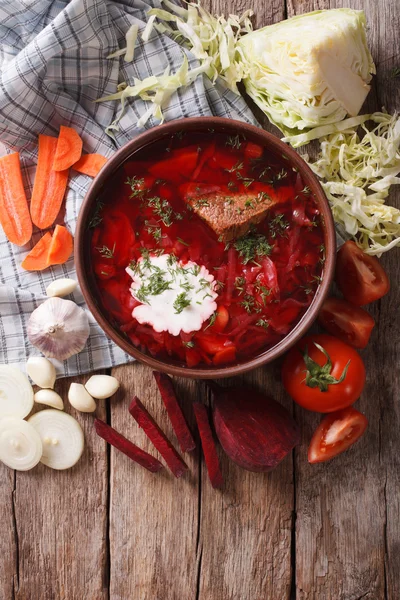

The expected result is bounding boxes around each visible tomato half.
[336,241,390,305]
[318,297,375,349]
[282,334,366,412]
[308,407,368,463]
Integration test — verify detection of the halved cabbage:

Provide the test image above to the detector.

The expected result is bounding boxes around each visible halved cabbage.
[237,9,375,144]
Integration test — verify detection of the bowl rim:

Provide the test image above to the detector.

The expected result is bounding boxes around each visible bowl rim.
[75,116,336,379]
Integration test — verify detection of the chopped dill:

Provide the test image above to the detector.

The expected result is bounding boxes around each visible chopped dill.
[256,318,270,329]
[96,243,115,259]
[234,233,272,265]
[226,134,242,150]
[173,291,191,314]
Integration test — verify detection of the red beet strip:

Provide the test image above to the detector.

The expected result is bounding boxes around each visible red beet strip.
[193,402,224,489]
[94,419,163,473]
[129,397,189,478]
[153,371,196,453]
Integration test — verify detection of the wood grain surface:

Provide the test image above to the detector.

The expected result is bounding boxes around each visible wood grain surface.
[1,0,399,598]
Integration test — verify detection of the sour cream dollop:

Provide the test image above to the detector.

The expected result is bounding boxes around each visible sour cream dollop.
[126,253,218,336]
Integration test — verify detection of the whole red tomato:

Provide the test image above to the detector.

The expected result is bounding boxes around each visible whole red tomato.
[282,334,366,412]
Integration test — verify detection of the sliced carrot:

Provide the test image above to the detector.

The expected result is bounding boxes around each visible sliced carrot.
[47,225,73,265]
[21,232,52,271]
[30,135,69,229]
[72,154,108,177]
[53,126,83,171]
[0,152,32,246]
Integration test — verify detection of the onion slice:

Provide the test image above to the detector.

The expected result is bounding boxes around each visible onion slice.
[28,410,84,470]
[0,365,34,419]
[0,417,43,471]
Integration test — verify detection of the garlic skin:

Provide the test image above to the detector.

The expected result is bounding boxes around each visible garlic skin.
[26,357,56,389]
[46,278,78,298]
[27,298,90,361]
[85,375,120,400]
[68,383,96,413]
[34,389,64,410]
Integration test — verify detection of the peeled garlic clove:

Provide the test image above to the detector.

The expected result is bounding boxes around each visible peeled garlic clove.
[27,298,90,361]
[28,410,84,470]
[0,365,34,419]
[34,389,64,411]
[0,417,43,471]
[68,383,96,413]
[85,375,120,400]
[46,278,78,298]
[26,356,56,389]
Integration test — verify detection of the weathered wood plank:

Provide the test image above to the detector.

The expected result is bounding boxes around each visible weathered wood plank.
[14,375,108,600]
[287,0,400,598]
[197,364,295,600]
[109,363,200,600]
[0,466,17,599]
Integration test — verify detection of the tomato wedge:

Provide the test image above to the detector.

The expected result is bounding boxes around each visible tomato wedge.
[308,407,368,463]
[335,241,390,305]
[318,297,375,349]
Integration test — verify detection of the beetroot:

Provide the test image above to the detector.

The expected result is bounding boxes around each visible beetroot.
[193,403,223,489]
[210,383,300,472]
[153,372,196,453]
[94,419,163,473]
[129,397,189,478]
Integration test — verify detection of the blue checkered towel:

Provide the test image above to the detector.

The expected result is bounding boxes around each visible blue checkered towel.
[0,0,256,377]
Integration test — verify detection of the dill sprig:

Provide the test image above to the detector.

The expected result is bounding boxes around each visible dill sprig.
[173,291,191,314]
[234,233,272,265]
[96,243,115,259]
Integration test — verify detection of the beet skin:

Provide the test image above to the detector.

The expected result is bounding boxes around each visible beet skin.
[212,386,300,472]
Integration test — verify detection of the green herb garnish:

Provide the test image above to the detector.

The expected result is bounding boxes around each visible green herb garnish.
[96,243,115,259]
[234,233,272,265]
[173,292,191,314]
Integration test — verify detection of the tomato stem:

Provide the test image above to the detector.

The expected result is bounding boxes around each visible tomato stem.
[301,343,350,392]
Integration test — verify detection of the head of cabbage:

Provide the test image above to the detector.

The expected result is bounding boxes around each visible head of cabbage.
[237,9,375,145]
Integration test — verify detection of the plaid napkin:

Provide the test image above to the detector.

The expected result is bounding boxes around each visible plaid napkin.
[0,0,257,378]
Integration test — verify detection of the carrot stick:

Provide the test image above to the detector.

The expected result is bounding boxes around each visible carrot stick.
[47,225,73,265]
[52,126,83,171]
[21,232,52,271]
[30,135,69,229]
[0,152,32,246]
[72,154,108,177]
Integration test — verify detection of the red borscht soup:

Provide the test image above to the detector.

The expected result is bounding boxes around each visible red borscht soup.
[89,131,325,368]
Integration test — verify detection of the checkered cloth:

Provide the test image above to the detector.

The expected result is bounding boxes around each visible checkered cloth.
[0,0,257,377]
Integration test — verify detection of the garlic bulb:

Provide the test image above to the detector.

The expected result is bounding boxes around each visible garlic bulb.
[68,383,96,413]
[46,278,77,298]
[34,389,64,410]
[26,356,56,389]
[27,298,90,361]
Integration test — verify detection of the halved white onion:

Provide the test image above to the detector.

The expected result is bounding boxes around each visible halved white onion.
[28,410,84,470]
[0,417,43,471]
[0,365,34,419]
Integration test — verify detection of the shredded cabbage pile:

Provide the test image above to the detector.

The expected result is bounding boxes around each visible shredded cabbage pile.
[97,54,211,132]
[307,112,400,255]
[148,0,253,93]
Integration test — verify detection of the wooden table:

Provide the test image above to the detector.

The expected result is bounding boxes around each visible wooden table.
[1,0,399,598]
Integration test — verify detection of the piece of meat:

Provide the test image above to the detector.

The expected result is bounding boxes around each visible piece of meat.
[184,188,277,242]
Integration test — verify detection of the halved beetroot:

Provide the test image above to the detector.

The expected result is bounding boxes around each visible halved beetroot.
[94,419,163,473]
[210,383,300,472]
[129,397,188,478]
[153,372,195,453]
[193,403,223,489]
